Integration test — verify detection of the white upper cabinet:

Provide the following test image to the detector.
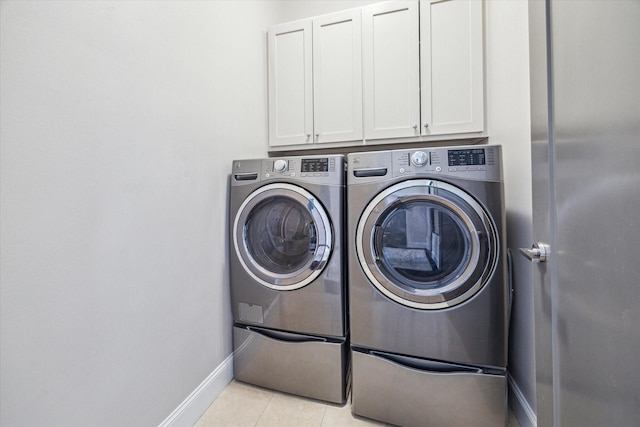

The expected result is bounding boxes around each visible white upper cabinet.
[268,10,362,148]
[313,10,363,144]
[420,0,484,135]
[362,1,421,140]
[268,21,313,147]
[267,0,485,150]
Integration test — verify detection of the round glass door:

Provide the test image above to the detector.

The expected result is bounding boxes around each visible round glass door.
[356,179,497,309]
[233,183,332,290]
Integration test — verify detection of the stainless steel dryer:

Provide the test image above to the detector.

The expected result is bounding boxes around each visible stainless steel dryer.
[347,145,508,426]
[229,154,347,404]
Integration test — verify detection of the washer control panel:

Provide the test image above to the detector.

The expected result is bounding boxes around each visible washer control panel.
[232,155,344,186]
[264,157,336,177]
[259,155,344,185]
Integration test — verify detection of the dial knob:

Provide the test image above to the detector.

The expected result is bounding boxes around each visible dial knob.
[411,151,428,167]
[273,159,288,173]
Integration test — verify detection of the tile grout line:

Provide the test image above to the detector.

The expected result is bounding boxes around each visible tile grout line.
[253,391,276,427]
[318,404,328,427]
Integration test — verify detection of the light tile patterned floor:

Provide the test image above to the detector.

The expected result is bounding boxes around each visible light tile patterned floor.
[194,380,522,427]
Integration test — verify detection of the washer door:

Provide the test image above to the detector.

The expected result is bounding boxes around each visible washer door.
[234,183,332,290]
[356,179,497,309]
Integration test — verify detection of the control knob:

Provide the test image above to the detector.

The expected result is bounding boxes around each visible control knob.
[273,159,288,172]
[411,151,429,167]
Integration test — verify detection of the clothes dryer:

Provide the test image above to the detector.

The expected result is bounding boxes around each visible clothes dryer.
[229,154,347,404]
[347,145,508,426]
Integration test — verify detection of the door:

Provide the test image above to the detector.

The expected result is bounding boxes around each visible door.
[362,1,420,140]
[313,9,363,144]
[233,183,332,290]
[527,1,640,425]
[355,179,498,309]
[420,0,484,135]
[268,20,313,147]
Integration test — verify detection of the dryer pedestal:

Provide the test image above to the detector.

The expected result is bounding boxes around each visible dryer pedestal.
[351,348,507,427]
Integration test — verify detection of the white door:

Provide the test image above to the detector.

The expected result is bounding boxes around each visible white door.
[268,20,313,147]
[527,1,640,426]
[313,9,363,144]
[362,1,420,140]
[420,0,484,136]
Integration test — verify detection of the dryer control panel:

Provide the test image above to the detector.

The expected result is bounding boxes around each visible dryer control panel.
[391,145,502,181]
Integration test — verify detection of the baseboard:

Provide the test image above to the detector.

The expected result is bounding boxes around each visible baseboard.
[158,353,234,427]
[508,373,537,427]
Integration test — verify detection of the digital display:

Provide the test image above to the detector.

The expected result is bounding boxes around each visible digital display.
[301,158,329,172]
[448,149,486,166]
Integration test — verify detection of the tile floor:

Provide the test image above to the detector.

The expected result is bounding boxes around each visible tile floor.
[194,380,522,427]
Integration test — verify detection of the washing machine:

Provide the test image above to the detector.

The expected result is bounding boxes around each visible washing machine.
[347,145,509,426]
[229,154,348,404]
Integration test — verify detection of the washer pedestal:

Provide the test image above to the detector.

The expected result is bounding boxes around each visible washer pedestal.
[233,324,349,404]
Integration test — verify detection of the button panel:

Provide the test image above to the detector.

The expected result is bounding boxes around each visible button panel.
[390,146,501,181]
[263,156,340,181]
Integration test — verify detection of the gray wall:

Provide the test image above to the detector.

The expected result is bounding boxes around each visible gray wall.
[0,2,274,426]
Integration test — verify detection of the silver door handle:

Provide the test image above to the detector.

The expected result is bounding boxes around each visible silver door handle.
[519,242,550,263]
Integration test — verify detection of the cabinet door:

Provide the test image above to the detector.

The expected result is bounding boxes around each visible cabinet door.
[362,1,420,140]
[268,20,313,147]
[313,10,363,144]
[420,0,484,135]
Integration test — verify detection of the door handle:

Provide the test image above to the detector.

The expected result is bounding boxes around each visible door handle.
[519,242,550,263]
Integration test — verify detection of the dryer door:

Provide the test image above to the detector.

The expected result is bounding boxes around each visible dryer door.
[233,183,332,290]
[356,179,497,309]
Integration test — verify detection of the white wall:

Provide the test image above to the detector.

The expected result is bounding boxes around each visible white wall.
[0,2,274,426]
[485,1,536,424]
[272,0,379,22]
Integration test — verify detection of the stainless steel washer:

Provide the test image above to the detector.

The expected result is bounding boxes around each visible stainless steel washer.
[347,145,509,426]
[229,154,347,404]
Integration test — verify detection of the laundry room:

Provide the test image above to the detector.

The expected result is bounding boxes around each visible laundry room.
[1,1,638,427]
